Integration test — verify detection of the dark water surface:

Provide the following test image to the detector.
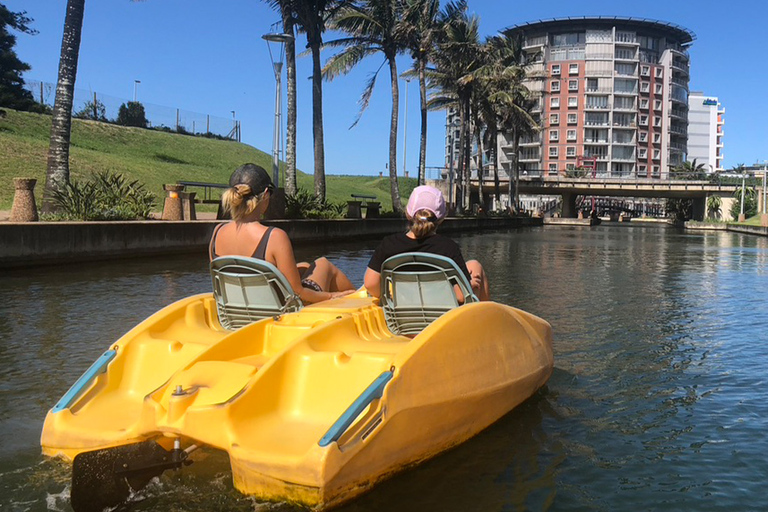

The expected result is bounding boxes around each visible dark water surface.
[1,225,767,511]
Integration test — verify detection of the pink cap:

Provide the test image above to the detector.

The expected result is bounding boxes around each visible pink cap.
[406,186,446,220]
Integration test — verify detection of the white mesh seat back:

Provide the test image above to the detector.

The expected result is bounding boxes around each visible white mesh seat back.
[210,256,303,330]
[380,252,478,336]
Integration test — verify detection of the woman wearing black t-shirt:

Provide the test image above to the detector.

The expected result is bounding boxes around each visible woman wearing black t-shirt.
[364,186,490,301]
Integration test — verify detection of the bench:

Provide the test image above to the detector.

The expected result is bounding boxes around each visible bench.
[178,181,229,219]
[347,194,381,219]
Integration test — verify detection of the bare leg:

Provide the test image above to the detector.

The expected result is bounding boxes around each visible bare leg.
[466,260,490,301]
[302,257,355,292]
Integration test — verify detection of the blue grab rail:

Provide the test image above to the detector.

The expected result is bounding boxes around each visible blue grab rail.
[318,370,394,447]
[52,349,117,413]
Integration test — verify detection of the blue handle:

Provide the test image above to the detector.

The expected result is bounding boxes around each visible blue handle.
[52,349,117,413]
[318,370,394,447]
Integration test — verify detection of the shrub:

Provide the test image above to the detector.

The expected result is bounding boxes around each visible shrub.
[285,188,346,219]
[50,170,156,220]
[116,101,148,128]
[74,98,108,121]
[729,187,757,220]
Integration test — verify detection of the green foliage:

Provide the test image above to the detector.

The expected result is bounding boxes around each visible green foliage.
[116,101,148,128]
[50,170,156,220]
[729,186,758,221]
[285,188,346,219]
[74,98,108,121]
[707,195,722,220]
[0,4,41,111]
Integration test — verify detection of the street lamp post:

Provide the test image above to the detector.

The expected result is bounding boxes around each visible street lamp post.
[133,80,140,102]
[739,173,746,222]
[402,77,410,178]
[446,119,460,210]
[263,31,294,188]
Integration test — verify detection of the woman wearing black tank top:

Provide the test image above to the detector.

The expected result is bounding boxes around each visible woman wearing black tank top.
[209,164,355,304]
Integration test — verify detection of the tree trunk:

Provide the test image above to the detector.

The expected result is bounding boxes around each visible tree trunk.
[309,34,326,200]
[388,55,403,213]
[456,103,467,214]
[43,0,85,213]
[418,57,427,186]
[473,114,484,209]
[492,125,501,208]
[462,98,471,212]
[512,128,520,214]
[283,17,298,196]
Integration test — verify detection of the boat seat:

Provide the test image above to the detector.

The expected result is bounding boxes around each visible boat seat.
[380,252,479,336]
[210,256,303,330]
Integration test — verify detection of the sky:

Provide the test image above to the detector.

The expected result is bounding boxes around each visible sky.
[5,0,768,177]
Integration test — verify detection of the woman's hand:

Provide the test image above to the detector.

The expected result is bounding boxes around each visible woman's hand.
[329,289,355,299]
[469,269,482,291]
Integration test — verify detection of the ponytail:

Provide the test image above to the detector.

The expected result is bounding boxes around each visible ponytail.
[408,208,439,238]
[221,184,264,222]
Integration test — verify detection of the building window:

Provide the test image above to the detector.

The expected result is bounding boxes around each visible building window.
[641,65,650,76]
[653,149,661,160]
[639,131,648,142]
[565,163,575,171]
[569,63,579,75]
[549,129,559,141]
[550,113,560,124]
[639,148,647,159]
[654,83,663,95]
[568,96,578,108]
[640,82,650,93]
[551,80,560,92]
[654,99,662,110]
[639,164,647,175]
[567,113,577,124]
[548,163,558,174]
[639,115,648,126]
[652,165,660,175]
[655,67,663,78]
[640,98,649,109]
[566,129,577,141]
[552,64,561,75]
[566,146,576,157]
[569,80,579,91]
[549,147,559,157]
[653,117,662,127]
[550,97,560,109]
[586,78,598,92]
[653,133,661,143]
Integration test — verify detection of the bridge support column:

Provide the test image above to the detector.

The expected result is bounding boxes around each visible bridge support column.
[691,197,706,222]
[561,192,577,218]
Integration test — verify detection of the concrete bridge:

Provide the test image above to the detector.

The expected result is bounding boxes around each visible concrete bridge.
[469,176,740,220]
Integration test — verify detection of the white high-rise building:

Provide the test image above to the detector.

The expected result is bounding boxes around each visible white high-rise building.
[687,92,724,172]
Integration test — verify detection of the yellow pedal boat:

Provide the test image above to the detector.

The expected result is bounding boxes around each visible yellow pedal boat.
[41,253,553,511]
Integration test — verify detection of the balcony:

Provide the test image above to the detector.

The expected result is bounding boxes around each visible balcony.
[670,108,687,119]
[615,32,638,44]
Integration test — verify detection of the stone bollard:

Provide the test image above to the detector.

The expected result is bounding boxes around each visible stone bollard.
[162,184,184,221]
[10,178,39,222]
[179,191,197,221]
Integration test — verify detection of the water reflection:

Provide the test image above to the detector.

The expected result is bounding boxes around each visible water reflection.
[1,225,767,510]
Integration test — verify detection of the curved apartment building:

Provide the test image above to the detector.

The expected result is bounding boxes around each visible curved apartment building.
[501,17,695,179]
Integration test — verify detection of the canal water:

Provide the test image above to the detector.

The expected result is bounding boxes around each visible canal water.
[1,224,767,511]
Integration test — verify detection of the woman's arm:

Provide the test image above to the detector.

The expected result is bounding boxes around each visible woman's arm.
[266,228,337,304]
[364,267,381,298]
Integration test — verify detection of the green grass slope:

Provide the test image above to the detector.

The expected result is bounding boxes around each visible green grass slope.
[0,109,415,211]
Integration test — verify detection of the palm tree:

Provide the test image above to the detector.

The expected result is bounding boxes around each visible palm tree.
[427,2,481,212]
[43,0,85,212]
[675,158,707,180]
[323,0,408,213]
[400,0,440,185]
[264,0,298,196]
[294,0,344,201]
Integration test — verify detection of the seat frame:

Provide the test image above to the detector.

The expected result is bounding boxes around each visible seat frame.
[210,256,303,330]
[379,252,478,336]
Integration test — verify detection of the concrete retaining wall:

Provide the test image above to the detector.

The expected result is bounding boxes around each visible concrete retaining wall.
[0,217,541,269]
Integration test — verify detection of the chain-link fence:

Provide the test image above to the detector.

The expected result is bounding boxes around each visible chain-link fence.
[23,79,240,141]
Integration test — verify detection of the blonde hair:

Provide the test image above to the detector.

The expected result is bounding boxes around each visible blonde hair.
[221,184,266,222]
[408,208,439,238]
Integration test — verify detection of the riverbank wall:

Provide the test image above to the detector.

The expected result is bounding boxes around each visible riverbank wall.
[0,217,541,269]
